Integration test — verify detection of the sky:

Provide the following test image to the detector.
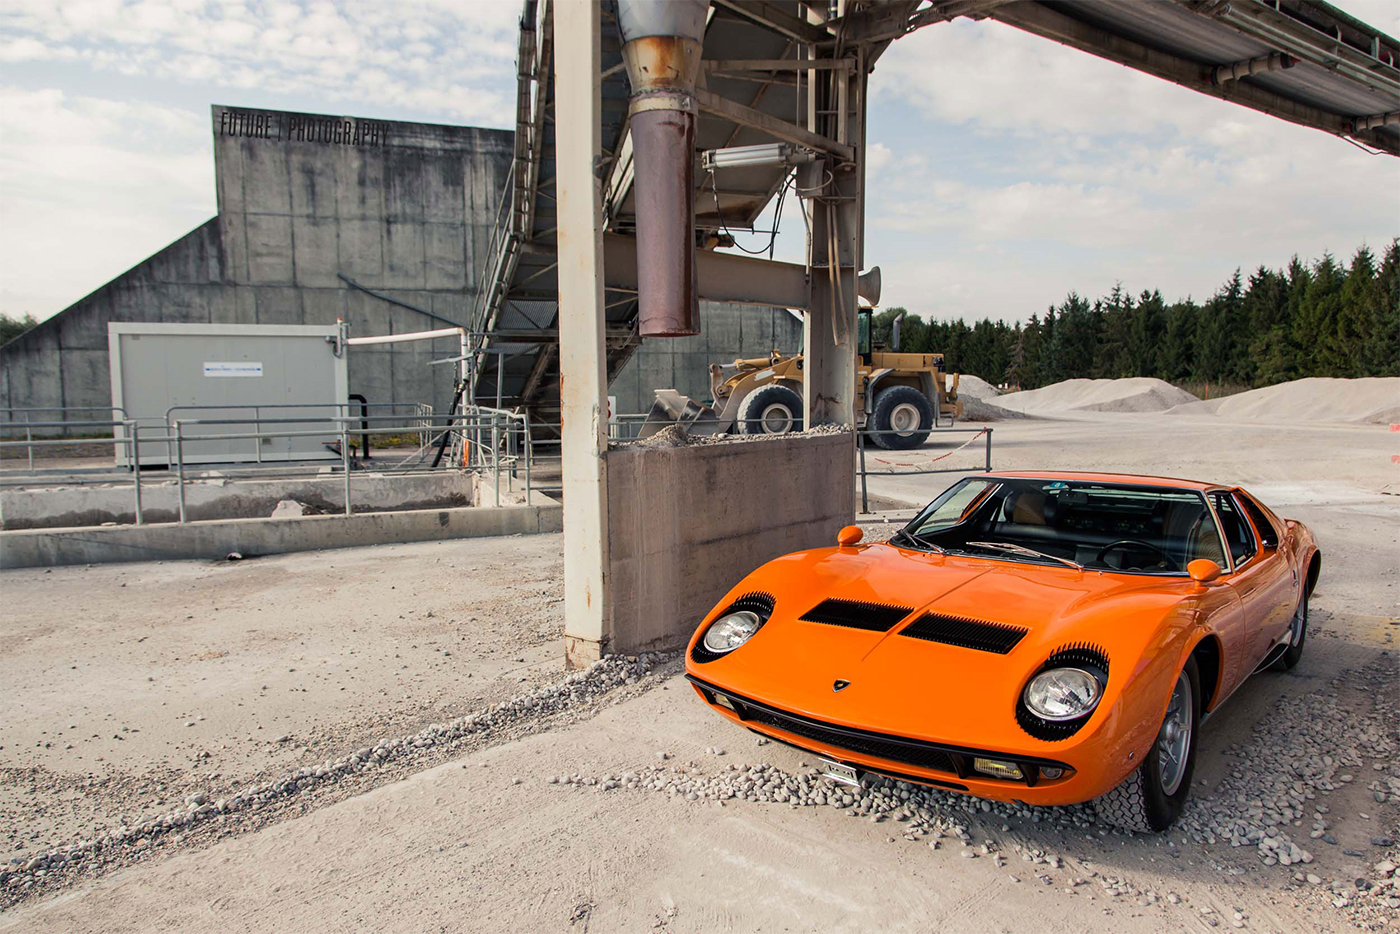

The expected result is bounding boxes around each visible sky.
[1,0,1398,327]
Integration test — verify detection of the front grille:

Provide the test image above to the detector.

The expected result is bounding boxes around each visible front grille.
[799,598,913,632]
[739,703,958,775]
[900,613,1028,654]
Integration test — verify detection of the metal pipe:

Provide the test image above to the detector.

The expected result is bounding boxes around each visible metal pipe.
[341,423,352,516]
[618,0,709,337]
[346,327,465,346]
[1211,51,1293,85]
[985,428,993,471]
[859,428,869,514]
[174,422,187,524]
[1354,110,1400,132]
[891,309,907,352]
[130,422,143,526]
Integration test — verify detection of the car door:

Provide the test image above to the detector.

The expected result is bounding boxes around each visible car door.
[1211,491,1290,668]
[1234,488,1299,646]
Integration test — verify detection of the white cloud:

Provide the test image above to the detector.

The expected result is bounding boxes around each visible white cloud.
[863,14,1400,325]
[0,88,215,316]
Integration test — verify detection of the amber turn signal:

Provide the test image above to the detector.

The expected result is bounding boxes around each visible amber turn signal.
[837,525,863,546]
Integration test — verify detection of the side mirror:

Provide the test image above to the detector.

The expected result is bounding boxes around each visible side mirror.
[1187,559,1222,584]
[837,525,864,546]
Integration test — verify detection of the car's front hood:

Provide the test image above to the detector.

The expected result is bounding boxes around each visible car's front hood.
[691,542,1192,750]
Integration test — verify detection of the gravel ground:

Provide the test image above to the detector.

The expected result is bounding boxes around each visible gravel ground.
[2,412,1397,932]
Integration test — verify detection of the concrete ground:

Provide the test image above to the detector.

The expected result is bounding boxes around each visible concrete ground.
[2,412,1398,932]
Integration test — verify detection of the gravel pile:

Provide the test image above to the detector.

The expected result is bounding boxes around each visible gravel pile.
[1179,659,1399,926]
[0,652,675,907]
[560,658,1398,927]
[614,423,851,450]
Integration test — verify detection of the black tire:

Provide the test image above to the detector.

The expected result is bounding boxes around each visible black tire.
[1094,656,1200,833]
[1270,588,1308,671]
[739,384,804,436]
[871,385,935,450]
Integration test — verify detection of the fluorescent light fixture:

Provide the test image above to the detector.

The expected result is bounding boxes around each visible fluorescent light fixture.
[702,143,817,171]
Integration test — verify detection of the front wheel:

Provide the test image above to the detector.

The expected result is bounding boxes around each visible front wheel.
[738,384,804,436]
[871,385,934,450]
[1094,657,1199,832]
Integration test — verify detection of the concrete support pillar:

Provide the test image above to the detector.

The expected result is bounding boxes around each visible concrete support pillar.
[555,1,611,669]
[801,43,866,431]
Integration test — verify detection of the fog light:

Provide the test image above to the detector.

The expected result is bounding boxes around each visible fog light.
[973,758,1024,780]
[1040,766,1064,780]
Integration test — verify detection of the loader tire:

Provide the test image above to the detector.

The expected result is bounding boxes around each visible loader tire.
[871,386,934,450]
[739,385,804,436]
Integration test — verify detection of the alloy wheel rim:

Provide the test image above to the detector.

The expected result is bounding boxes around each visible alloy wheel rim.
[1157,670,1192,795]
[890,402,920,435]
[760,403,794,434]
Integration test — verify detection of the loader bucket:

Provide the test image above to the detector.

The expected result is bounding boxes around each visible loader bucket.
[637,389,728,439]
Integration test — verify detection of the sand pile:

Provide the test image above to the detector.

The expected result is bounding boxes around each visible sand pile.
[948,374,1027,421]
[996,378,1198,416]
[955,374,1000,399]
[1166,377,1400,425]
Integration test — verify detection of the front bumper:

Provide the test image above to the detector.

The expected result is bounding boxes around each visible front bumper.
[688,674,1101,805]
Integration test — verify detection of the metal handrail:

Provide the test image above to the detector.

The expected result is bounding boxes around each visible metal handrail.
[1,406,546,527]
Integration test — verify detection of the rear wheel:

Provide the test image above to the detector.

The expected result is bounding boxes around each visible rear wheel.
[1094,657,1199,832]
[739,384,804,436]
[871,385,934,450]
[1270,588,1308,671]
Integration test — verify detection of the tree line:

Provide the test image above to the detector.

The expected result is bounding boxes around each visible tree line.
[873,241,1400,391]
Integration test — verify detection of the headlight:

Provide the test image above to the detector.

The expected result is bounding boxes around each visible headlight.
[1023,667,1101,721]
[701,611,763,654]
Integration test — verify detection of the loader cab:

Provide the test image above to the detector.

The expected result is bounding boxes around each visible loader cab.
[858,308,873,366]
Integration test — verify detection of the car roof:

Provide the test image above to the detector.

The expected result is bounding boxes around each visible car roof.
[980,470,1225,492]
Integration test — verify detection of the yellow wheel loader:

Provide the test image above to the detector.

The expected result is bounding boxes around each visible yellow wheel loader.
[638,308,962,449]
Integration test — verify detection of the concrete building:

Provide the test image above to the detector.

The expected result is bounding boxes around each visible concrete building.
[0,104,800,426]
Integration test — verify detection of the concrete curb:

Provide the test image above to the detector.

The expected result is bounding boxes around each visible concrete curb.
[0,505,563,569]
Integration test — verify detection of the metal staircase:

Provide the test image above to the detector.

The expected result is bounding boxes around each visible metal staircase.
[467,0,641,434]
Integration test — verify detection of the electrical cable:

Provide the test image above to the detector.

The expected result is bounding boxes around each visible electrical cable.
[707,169,795,257]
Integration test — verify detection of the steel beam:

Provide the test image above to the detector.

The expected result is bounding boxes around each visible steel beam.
[991,1,1400,155]
[710,0,830,44]
[695,88,856,161]
[602,233,810,308]
[554,0,611,669]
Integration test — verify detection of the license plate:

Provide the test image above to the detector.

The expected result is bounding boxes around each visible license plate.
[818,757,861,787]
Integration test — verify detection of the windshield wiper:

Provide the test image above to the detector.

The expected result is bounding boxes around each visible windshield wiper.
[891,528,946,554]
[964,541,1084,571]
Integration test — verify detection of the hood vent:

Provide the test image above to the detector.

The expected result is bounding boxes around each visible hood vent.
[799,598,913,633]
[899,613,1028,654]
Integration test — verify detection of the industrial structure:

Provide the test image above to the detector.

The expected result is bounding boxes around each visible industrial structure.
[1,0,1395,668]
[542,0,1399,666]
[0,106,802,426]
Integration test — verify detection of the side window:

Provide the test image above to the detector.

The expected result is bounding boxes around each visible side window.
[1236,493,1279,549]
[1212,492,1257,566]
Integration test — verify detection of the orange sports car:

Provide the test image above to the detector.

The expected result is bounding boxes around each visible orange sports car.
[685,471,1320,832]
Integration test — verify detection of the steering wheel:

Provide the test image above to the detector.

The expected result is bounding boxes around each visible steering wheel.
[1095,539,1177,571]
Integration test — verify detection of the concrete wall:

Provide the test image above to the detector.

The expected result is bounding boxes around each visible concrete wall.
[0,504,562,569]
[0,106,513,426]
[601,431,854,656]
[609,304,804,415]
[0,105,802,431]
[0,471,475,530]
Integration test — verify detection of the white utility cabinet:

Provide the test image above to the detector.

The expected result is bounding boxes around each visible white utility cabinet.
[108,323,348,466]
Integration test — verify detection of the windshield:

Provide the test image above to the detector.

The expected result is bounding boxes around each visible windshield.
[898,477,1224,575]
